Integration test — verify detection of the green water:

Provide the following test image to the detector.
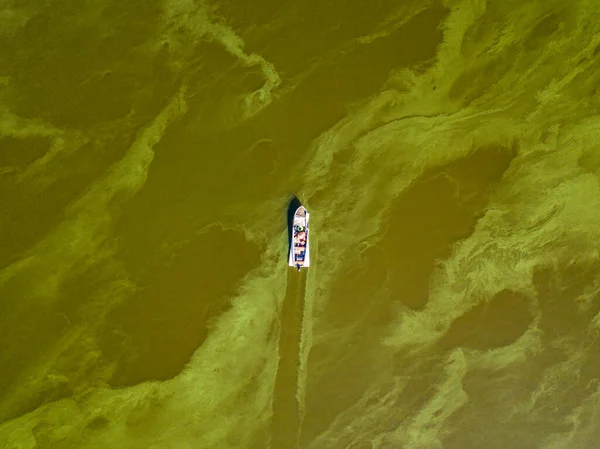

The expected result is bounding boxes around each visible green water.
[1,0,600,447]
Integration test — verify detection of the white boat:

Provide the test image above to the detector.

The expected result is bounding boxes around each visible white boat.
[289,205,310,271]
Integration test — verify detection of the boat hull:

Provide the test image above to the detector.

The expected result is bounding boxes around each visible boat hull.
[289,205,310,270]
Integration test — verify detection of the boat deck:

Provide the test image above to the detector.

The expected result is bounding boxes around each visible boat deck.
[289,205,310,269]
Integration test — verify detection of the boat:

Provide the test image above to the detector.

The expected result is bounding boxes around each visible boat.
[289,205,310,271]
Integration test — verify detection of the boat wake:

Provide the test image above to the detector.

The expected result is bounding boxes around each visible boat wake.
[271,259,308,448]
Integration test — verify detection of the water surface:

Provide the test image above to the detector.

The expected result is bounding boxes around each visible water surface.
[1,0,600,448]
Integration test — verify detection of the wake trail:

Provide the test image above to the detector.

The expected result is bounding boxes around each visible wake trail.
[270,267,307,449]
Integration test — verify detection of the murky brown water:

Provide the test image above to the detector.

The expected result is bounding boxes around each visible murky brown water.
[1,0,600,448]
